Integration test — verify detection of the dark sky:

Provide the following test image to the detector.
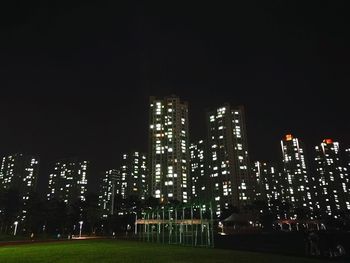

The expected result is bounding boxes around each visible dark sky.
[0,1,349,193]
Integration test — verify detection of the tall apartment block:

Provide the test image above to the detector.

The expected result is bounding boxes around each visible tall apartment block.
[252,161,281,204]
[98,169,120,218]
[189,140,207,200]
[345,148,350,169]
[280,134,314,212]
[47,159,89,205]
[206,105,251,215]
[314,139,350,218]
[121,152,148,200]
[149,96,189,203]
[0,153,40,221]
[346,148,350,192]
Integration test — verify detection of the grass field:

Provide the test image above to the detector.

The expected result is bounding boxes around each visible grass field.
[0,239,327,263]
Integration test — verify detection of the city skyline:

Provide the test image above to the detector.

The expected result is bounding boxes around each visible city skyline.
[2,115,349,222]
[1,3,350,261]
[1,1,349,194]
[1,92,348,186]
[0,96,349,195]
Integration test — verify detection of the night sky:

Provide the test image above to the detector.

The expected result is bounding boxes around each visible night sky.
[0,1,349,193]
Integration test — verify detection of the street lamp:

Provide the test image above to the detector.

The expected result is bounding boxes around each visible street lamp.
[134,212,138,235]
[13,221,19,236]
[79,221,83,238]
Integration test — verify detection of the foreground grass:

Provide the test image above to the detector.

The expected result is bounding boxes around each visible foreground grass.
[0,239,325,263]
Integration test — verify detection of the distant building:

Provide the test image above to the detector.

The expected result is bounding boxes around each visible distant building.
[206,105,252,215]
[98,169,120,218]
[189,140,207,200]
[314,139,350,217]
[345,148,350,169]
[346,148,350,193]
[47,159,89,205]
[121,152,148,200]
[0,153,40,221]
[149,95,189,203]
[280,134,314,213]
[252,161,281,205]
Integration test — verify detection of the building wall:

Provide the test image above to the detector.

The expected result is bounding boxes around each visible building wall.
[252,161,281,204]
[314,140,350,217]
[0,153,40,221]
[121,152,148,200]
[149,95,189,203]
[189,140,207,200]
[98,169,120,218]
[47,159,89,205]
[280,135,314,212]
[345,148,350,171]
[206,105,252,215]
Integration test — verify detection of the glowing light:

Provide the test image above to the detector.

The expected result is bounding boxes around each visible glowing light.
[286,134,293,141]
[13,221,18,236]
[79,221,83,237]
[324,139,333,144]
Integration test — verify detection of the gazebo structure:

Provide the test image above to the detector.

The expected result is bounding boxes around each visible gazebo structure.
[136,202,215,247]
[218,213,254,235]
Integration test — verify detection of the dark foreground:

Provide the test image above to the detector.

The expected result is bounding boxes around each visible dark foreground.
[215,231,350,260]
[0,239,328,263]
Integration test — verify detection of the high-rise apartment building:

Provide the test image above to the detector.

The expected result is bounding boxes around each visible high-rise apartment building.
[346,148,350,193]
[280,134,314,212]
[121,152,148,200]
[98,169,120,218]
[345,148,350,168]
[206,105,251,215]
[189,140,206,200]
[149,95,189,203]
[47,159,89,204]
[252,161,281,204]
[0,153,39,221]
[314,139,350,217]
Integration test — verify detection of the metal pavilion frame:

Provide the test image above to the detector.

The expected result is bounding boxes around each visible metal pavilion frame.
[136,202,215,247]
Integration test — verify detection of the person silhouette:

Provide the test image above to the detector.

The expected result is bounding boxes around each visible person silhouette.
[308,231,320,256]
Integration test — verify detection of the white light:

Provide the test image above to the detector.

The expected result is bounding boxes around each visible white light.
[13,221,19,236]
[79,221,83,238]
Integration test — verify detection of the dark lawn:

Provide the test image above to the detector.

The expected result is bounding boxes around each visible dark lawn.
[0,239,328,263]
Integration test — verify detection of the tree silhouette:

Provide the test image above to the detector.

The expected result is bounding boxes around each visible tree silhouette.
[25,192,46,234]
[0,189,21,234]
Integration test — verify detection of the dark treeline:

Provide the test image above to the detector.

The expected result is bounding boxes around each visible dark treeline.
[0,189,162,238]
[2,187,350,238]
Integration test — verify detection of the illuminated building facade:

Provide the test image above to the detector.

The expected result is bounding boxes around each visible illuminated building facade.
[280,134,314,212]
[98,169,120,218]
[189,140,206,200]
[47,159,89,204]
[314,139,350,217]
[206,105,252,215]
[345,148,350,169]
[0,153,40,221]
[252,161,281,204]
[149,96,189,203]
[121,152,148,200]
